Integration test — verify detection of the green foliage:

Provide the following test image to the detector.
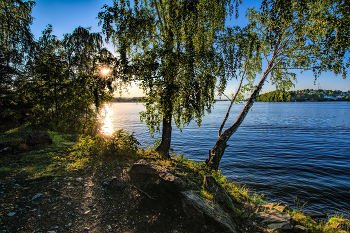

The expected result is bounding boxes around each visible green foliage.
[256,90,291,102]
[0,0,35,93]
[1,23,120,131]
[98,0,241,152]
[257,89,350,102]
[199,190,214,201]
[69,129,140,168]
[242,0,349,89]
[20,25,117,132]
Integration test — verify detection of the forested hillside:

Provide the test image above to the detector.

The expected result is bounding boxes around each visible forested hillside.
[256,89,350,102]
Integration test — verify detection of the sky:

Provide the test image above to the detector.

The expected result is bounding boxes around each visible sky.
[30,0,350,97]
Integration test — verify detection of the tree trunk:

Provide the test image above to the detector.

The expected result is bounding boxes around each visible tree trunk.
[206,65,272,170]
[156,112,172,159]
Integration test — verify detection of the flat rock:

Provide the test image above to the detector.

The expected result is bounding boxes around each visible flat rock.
[257,210,291,224]
[266,222,293,231]
[181,191,237,233]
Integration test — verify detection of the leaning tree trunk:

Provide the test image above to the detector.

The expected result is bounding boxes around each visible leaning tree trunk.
[206,64,273,170]
[156,111,172,159]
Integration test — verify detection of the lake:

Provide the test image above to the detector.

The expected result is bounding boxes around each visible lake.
[99,101,350,215]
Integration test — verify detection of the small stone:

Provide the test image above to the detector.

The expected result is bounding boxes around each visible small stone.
[7,212,16,216]
[76,177,83,182]
[32,193,44,201]
[67,202,71,205]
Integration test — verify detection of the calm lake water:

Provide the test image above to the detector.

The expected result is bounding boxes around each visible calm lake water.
[100,101,350,214]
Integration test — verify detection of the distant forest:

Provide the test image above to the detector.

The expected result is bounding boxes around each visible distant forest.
[256,89,350,102]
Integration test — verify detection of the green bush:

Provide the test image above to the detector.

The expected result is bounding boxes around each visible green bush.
[69,129,140,165]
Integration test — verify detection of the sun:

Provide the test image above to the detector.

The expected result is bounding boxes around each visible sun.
[101,68,110,76]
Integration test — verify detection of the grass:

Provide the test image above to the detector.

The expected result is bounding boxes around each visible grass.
[0,126,140,180]
[287,198,350,232]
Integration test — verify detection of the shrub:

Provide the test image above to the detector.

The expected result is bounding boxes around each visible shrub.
[68,129,140,168]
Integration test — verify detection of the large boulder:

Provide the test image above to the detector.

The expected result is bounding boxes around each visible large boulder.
[128,160,238,232]
[129,159,200,193]
[181,191,237,233]
[203,175,236,211]
[22,131,53,146]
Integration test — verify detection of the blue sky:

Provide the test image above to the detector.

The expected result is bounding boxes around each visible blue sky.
[30,0,350,97]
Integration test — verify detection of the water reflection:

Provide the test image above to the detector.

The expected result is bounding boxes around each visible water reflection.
[99,103,114,135]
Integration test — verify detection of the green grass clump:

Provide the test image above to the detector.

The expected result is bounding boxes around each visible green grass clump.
[172,153,264,205]
[289,211,350,233]
[288,199,350,233]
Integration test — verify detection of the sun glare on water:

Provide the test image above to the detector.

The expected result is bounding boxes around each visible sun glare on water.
[100,103,114,136]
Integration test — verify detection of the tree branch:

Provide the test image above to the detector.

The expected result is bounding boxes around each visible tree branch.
[153,0,165,36]
[218,66,246,137]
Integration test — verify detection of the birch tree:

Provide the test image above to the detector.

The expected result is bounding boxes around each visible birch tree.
[206,0,350,170]
[98,0,241,159]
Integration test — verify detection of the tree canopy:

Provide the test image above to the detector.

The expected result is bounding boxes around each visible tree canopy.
[98,0,241,158]
[0,0,35,92]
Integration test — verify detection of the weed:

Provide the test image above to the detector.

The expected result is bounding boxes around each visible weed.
[200,189,214,201]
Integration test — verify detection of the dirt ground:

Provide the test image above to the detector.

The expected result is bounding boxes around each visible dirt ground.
[0,161,237,233]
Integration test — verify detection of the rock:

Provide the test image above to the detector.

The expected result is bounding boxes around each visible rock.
[257,210,291,224]
[203,175,235,211]
[256,207,292,232]
[102,176,125,191]
[129,159,158,175]
[129,160,199,193]
[262,202,289,212]
[266,222,293,231]
[32,193,44,201]
[7,212,16,217]
[294,225,307,232]
[0,142,11,153]
[22,131,53,146]
[0,147,11,153]
[0,141,10,150]
[75,177,83,182]
[181,191,237,233]
[158,171,186,193]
